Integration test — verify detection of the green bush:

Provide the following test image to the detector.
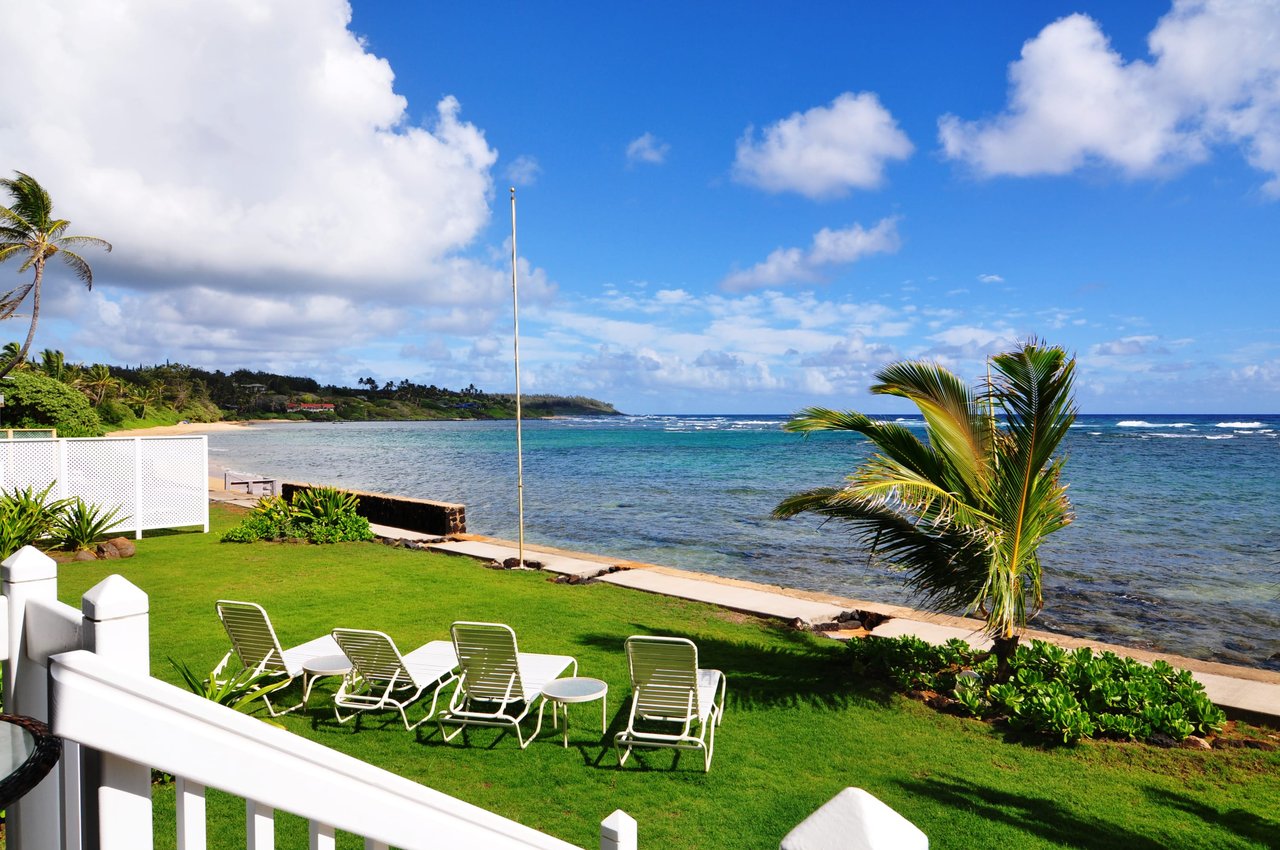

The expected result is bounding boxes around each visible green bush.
[221,488,372,544]
[848,636,1226,745]
[0,482,69,558]
[95,399,131,426]
[4,370,103,436]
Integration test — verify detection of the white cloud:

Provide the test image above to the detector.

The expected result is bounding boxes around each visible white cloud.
[978,274,1004,283]
[721,218,901,291]
[0,0,497,292]
[626,132,670,166]
[733,92,914,199]
[1090,334,1163,356]
[506,155,542,186]
[939,2,1280,193]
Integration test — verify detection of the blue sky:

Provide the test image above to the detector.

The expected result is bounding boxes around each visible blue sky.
[2,1,1278,413]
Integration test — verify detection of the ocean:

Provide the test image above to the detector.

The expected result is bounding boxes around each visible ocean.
[208,414,1280,671]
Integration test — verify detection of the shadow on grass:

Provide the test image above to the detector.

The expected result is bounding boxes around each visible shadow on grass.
[1142,786,1279,847]
[893,775,1168,850]
[576,625,897,712]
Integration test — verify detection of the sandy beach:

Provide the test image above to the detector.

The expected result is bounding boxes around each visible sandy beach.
[105,420,268,437]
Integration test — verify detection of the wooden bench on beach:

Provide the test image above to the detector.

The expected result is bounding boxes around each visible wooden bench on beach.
[223,470,279,497]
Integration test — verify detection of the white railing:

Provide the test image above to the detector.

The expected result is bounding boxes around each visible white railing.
[1,547,637,850]
[0,436,209,539]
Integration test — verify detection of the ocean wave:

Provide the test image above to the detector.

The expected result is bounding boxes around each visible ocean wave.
[1206,435,1234,440]
[1116,420,1157,427]
[1216,421,1264,428]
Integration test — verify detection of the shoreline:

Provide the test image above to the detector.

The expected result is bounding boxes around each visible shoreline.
[106,420,276,437]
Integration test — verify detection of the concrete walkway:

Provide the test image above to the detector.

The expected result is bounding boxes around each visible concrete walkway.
[207,489,1280,724]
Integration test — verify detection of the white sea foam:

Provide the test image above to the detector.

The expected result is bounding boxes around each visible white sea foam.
[1116,420,1156,427]
[1205,434,1234,440]
[1216,421,1264,428]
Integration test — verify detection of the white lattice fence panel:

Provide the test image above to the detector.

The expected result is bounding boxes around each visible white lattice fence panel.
[64,439,138,532]
[0,440,61,493]
[134,437,207,530]
[0,436,207,536]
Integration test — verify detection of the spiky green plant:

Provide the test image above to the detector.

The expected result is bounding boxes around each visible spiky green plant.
[774,341,1077,681]
[0,481,69,558]
[50,497,127,551]
[168,657,289,714]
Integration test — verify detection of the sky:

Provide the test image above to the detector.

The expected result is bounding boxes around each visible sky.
[1,0,1278,414]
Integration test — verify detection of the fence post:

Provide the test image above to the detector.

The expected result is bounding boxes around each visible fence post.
[133,437,144,540]
[81,574,152,850]
[2,546,65,850]
[600,810,637,850]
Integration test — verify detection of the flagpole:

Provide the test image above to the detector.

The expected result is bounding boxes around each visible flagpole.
[510,187,526,567]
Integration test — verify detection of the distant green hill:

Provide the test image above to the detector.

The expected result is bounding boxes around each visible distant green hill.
[0,348,622,434]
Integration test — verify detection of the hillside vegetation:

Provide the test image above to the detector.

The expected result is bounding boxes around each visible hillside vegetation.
[0,347,620,435]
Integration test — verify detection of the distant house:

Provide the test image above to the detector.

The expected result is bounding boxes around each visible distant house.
[238,383,269,395]
[286,402,336,412]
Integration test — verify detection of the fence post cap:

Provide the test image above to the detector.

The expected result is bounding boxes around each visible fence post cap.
[82,574,149,620]
[1,545,58,581]
[600,810,637,841]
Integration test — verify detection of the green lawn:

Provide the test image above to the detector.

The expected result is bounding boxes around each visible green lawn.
[54,504,1280,850]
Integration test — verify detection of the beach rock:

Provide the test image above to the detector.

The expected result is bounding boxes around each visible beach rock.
[836,611,856,623]
[788,617,806,630]
[502,557,544,569]
[815,621,840,632]
[1146,732,1178,748]
[1180,736,1212,750]
[73,550,98,562]
[96,543,121,559]
[105,537,136,557]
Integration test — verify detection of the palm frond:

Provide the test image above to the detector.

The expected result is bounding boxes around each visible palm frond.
[871,359,990,495]
[56,250,96,287]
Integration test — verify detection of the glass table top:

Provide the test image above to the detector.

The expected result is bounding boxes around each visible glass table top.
[0,715,62,808]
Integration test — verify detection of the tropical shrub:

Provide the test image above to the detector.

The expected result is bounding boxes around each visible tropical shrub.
[3,369,103,436]
[0,482,69,558]
[221,488,373,544]
[50,497,127,551]
[94,398,131,426]
[848,635,1226,745]
[169,657,288,713]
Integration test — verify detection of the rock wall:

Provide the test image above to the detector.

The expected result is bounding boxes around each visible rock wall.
[281,483,466,536]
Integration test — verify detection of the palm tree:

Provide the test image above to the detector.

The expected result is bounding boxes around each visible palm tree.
[128,383,164,419]
[38,348,66,382]
[80,363,120,406]
[0,172,111,379]
[773,341,1077,681]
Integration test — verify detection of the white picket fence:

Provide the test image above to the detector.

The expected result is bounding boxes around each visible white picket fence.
[1,548,637,850]
[0,436,209,538]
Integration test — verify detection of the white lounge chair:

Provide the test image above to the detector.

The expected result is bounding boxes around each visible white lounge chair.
[330,629,459,730]
[438,621,578,748]
[214,599,341,717]
[614,635,726,772]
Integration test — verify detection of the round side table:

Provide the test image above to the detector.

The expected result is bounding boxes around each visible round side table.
[301,653,354,708]
[539,677,608,748]
[0,714,62,808]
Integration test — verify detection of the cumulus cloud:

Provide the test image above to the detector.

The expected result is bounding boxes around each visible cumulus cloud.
[733,92,914,199]
[939,2,1280,193]
[978,274,1004,283]
[626,132,670,166]
[0,0,497,291]
[721,218,901,291]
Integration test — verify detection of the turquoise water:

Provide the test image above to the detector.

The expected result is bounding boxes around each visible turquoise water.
[209,414,1280,670]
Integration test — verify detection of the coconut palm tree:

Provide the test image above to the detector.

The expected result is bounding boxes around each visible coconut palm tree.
[38,348,67,382]
[79,363,120,406]
[773,341,1077,681]
[0,172,111,379]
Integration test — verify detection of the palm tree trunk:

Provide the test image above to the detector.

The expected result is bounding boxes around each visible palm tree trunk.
[992,634,1020,684]
[0,258,42,381]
